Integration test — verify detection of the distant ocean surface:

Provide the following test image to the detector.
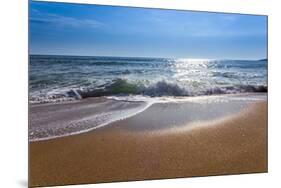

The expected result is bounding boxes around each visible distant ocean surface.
[29,55,267,104]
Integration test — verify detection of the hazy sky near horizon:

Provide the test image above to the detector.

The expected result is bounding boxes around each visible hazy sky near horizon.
[29,1,267,59]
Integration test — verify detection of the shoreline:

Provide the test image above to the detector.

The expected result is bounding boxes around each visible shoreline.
[29,93,266,141]
[29,94,267,187]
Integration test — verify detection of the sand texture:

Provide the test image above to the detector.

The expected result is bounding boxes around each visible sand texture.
[29,99,267,187]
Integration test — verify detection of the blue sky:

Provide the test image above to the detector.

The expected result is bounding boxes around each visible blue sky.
[29,1,267,59]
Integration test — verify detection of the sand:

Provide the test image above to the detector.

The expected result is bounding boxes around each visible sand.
[29,100,267,187]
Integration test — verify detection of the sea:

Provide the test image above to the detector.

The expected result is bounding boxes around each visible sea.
[29,55,267,104]
[29,55,268,141]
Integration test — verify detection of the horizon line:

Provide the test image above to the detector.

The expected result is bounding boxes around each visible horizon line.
[29,53,267,61]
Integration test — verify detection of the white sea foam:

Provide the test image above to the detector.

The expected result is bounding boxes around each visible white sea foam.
[29,93,267,141]
[106,93,267,104]
[29,99,152,141]
[29,55,267,104]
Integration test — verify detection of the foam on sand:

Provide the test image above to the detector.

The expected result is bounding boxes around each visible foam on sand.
[29,97,151,141]
[29,93,266,141]
[29,100,267,187]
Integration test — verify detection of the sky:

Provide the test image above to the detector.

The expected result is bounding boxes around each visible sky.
[29,1,267,59]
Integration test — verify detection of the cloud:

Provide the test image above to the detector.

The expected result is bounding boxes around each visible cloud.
[30,11,104,29]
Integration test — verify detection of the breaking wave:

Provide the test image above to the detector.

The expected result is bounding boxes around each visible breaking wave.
[30,78,267,104]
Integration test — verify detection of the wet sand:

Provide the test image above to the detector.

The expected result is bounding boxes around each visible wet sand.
[29,99,267,187]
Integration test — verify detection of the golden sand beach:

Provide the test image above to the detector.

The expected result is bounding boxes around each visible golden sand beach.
[29,96,267,187]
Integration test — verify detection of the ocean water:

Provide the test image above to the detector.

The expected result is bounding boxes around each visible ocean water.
[29,55,267,104]
[29,55,267,140]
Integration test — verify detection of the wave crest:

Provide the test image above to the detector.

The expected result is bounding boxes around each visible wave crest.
[30,79,267,103]
[74,79,267,99]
